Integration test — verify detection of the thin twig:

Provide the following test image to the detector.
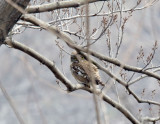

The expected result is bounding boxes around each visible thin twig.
[85,1,101,124]
[0,81,25,124]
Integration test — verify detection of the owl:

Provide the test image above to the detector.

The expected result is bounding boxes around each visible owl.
[70,51,104,87]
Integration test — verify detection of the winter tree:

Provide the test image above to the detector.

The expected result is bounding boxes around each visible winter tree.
[0,0,159,124]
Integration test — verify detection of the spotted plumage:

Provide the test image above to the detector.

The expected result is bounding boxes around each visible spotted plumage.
[70,51,104,87]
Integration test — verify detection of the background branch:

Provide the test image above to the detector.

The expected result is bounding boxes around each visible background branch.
[26,0,110,13]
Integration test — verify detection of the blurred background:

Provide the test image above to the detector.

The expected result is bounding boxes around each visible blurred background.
[0,0,160,124]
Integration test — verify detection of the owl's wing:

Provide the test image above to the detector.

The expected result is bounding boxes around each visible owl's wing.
[80,61,105,86]
[70,62,90,84]
[80,61,99,78]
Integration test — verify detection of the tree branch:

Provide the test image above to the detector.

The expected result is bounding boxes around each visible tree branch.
[0,81,25,124]
[5,38,76,91]
[26,0,110,13]
[102,93,140,124]
[21,14,160,83]
[4,38,140,124]
[141,116,160,123]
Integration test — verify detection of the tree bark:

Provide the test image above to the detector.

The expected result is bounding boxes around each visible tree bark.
[0,0,30,45]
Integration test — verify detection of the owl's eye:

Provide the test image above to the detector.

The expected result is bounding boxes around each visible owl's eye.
[81,56,87,60]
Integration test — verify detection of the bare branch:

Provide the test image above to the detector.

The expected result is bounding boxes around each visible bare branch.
[26,0,110,13]
[141,116,160,123]
[5,39,142,124]
[5,38,75,91]
[44,0,158,25]
[102,93,140,124]
[21,14,160,83]
[127,87,160,106]
[0,81,25,124]
[2,0,160,123]
[4,38,140,124]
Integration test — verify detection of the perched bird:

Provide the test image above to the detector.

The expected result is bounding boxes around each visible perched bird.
[70,51,104,87]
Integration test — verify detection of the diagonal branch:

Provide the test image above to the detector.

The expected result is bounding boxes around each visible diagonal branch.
[5,38,140,124]
[127,87,160,106]
[26,0,110,13]
[5,36,142,124]
[0,81,25,124]
[5,0,160,83]
[5,38,75,91]
[102,93,140,124]
[21,14,160,82]
[3,1,158,124]
[142,116,160,123]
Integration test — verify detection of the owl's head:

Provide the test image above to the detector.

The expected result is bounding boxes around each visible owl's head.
[71,51,87,63]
